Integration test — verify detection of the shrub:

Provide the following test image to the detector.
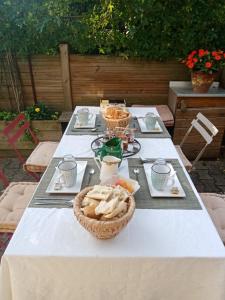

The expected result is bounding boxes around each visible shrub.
[0,1,225,59]
[0,103,59,121]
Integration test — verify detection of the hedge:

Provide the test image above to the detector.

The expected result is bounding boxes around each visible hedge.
[0,0,225,59]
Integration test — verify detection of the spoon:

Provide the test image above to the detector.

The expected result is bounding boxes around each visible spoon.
[87,168,95,184]
[133,168,140,181]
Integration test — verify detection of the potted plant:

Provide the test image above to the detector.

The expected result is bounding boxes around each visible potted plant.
[183,49,225,93]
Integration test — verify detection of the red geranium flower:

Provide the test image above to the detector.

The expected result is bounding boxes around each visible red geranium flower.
[215,55,221,60]
[199,49,205,57]
[205,62,212,68]
[182,49,225,73]
[187,62,194,69]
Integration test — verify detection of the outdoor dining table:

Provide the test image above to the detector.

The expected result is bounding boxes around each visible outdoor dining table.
[1,106,225,300]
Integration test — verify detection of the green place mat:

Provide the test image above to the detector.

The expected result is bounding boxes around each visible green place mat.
[29,158,100,208]
[131,117,171,138]
[128,158,202,210]
[65,114,104,135]
[66,114,170,138]
[30,157,200,210]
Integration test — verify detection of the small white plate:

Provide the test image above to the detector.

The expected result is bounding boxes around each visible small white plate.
[74,114,96,129]
[137,118,163,133]
[143,163,186,198]
[46,161,87,194]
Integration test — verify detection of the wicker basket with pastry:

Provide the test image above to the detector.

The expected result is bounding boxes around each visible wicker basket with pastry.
[74,185,135,239]
[102,106,131,129]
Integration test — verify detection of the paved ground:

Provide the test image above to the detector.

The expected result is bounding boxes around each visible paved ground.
[1,157,225,194]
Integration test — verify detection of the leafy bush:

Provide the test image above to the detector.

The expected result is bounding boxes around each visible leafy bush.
[0,1,225,59]
[23,102,59,120]
[0,111,17,121]
[0,103,59,121]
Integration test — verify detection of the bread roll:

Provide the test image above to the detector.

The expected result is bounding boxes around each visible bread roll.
[104,201,127,219]
[81,204,99,219]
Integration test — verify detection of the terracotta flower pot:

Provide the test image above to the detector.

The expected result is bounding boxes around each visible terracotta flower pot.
[191,72,216,93]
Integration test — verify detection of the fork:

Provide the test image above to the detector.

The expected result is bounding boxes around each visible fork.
[33,200,74,206]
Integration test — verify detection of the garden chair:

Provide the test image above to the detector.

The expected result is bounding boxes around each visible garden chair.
[175,113,218,172]
[0,169,9,189]
[1,113,59,180]
[0,169,38,232]
[200,193,225,244]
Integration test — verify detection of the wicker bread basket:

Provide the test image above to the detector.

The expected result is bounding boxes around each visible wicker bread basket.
[74,186,135,239]
[102,113,131,130]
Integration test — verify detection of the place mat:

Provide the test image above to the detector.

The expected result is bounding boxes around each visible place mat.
[131,117,171,138]
[128,158,202,210]
[29,158,100,208]
[66,114,170,138]
[65,114,104,135]
[30,157,200,210]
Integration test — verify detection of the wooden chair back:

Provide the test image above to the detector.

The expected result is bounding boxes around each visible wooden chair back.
[1,114,39,180]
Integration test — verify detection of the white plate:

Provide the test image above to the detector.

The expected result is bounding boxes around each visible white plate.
[143,163,186,198]
[46,161,87,194]
[74,114,96,129]
[137,118,163,133]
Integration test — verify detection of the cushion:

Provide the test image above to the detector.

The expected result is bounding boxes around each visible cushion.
[175,145,192,172]
[0,182,38,232]
[131,105,174,127]
[24,141,59,173]
[200,193,225,243]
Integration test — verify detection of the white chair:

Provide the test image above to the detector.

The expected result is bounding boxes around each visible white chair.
[175,113,219,172]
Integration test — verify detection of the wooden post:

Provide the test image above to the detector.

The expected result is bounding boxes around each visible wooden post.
[28,55,37,105]
[220,68,225,89]
[59,44,73,110]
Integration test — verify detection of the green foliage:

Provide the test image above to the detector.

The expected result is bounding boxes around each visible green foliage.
[0,0,225,59]
[23,102,59,120]
[0,111,17,121]
[0,103,59,121]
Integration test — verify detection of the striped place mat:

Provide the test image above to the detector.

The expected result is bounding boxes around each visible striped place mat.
[128,158,202,210]
[65,114,171,138]
[66,114,170,138]
[29,158,100,208]
[131,117,171,138]
[65,114,104,135]
[30,157,200,210]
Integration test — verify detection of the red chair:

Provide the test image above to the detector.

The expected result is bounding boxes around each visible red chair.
[1,114,58,180]
[0,169,9,188]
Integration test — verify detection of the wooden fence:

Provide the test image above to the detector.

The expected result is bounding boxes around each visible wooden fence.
[0,44,191,111]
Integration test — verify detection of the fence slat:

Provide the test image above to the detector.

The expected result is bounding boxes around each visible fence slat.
[59,44,73,110]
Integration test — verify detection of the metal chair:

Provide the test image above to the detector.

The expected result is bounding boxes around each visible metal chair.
[175,113,219,172]
[0,168,38,232]
[0,169,9,189]
[1,114,58,180]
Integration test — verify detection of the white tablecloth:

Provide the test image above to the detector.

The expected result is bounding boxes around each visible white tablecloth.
[1,106,225,300]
